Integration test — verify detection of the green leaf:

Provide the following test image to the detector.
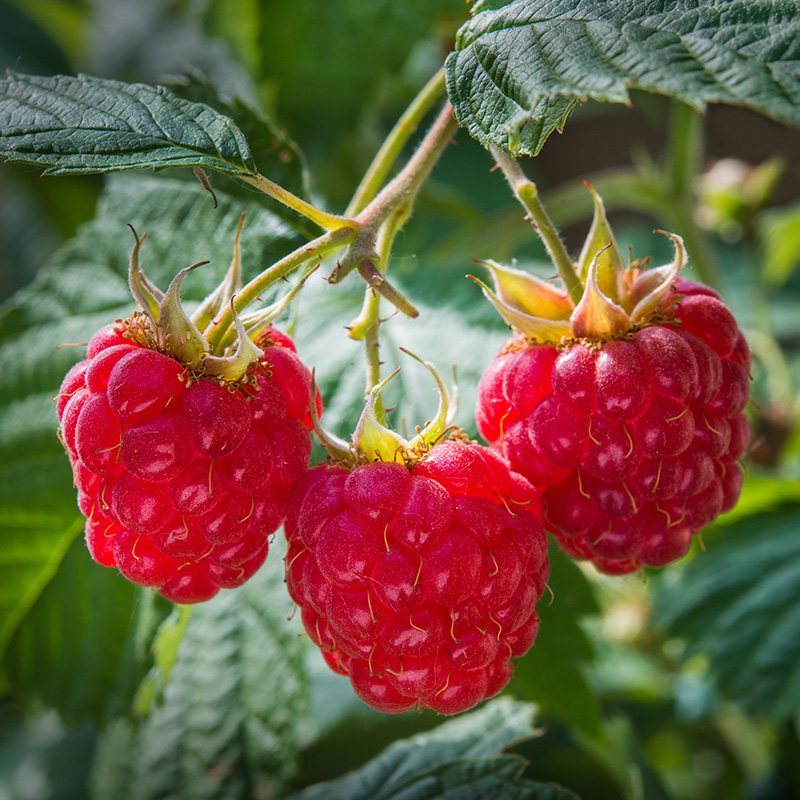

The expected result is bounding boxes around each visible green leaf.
[90,544,312,800]
[0,71,257,176]
[3,538,168,723]
[509,548,602,736]
[166,70,310,201]
[0,514,79,668]
[288,697,580,800]
[654,505,800,720]
[446,0,800,156]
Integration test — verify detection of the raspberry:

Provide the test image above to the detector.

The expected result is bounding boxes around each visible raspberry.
[474,190,750,575]
[285,440,549,715]
[58,323,316,603]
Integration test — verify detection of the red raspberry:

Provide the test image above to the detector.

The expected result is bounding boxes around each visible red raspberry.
[57,324,316,603]
[284,441,549,714]
[476,278,750,575]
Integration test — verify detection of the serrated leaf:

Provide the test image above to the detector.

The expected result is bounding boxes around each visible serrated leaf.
[654,505,800,720]
[166,70,310,202]
[90,544,312,800]
[446,0,800,156]
[3,537,169,723]
[0,71,257,176]
[510,548,602,736]
[288,698,582,800]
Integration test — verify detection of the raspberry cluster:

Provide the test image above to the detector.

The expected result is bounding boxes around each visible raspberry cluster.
[284,441,549,714]
[476,279,749,574]
[58,324,315,603]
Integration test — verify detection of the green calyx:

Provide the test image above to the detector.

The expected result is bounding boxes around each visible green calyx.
[474,186,687,344]
[315,350,462,470]
[123,218,305,385]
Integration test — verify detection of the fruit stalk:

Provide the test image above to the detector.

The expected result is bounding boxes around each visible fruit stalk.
[206,225,356,351]
[238,173,353,231]
[489,144,583,305]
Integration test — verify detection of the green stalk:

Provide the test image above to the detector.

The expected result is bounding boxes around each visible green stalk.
[346,68,447,216]
[239,173,354,231]
[205,225,356,350]
[490,145,582,305]
[329,101,458,285]
[344,103,454,394]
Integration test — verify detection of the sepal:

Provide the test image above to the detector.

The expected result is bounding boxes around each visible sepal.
[158,264,211,368]
[191,212,245,330]
[469,274,573,343]
[306,369,351,462]
[571,246,631,340]
[578,185,626,305]
[629,232,687,321]
[350,351,459,466]
[352,369,409,463]
[480,259,572,319]
[202,299,264,383]
[127,228,163,324]
[403,350,450,452]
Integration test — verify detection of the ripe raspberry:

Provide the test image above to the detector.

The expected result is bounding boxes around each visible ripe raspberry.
[473,191,749,575]
[58,323,315,603]
[56,224,321,603]
[285,441,548,714]
[286,348,549,715]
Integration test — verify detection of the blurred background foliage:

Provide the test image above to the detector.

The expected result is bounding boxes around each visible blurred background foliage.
[2,1,800,799]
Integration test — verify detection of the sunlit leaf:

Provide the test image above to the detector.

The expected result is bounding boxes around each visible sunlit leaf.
[447,0,800,155]
[0,71,257,175]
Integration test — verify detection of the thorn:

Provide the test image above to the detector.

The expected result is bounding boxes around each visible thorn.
[193,167,218,208]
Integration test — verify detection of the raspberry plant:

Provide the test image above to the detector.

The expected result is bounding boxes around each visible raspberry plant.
[1,2,800,799]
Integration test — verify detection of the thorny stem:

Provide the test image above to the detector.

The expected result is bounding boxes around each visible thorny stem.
[330,101,458,285]
[349,208,407,399]
[346,68,447,216]
[362,288,383,402]
[209,91,457,399]
[347,102,457,393]
[489,144,583,305]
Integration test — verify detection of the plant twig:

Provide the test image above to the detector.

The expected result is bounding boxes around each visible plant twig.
[206,225,356,350]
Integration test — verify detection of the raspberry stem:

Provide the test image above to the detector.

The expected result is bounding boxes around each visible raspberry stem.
[346,68,447,216]
[489,145,583,306]
[205,226,356,350]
